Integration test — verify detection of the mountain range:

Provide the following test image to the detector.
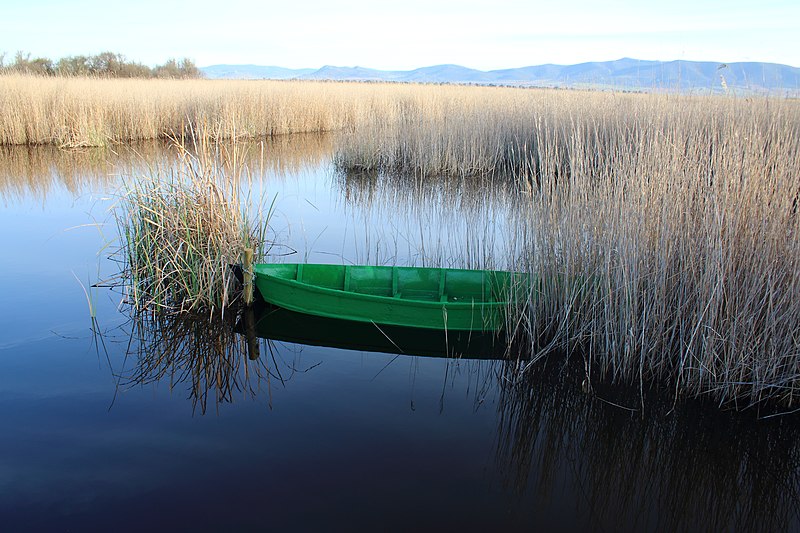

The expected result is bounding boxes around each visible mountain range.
[201,58,800,94]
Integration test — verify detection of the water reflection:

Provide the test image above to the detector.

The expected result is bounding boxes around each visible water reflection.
[251,302,507,359]
[496,359,800,531]
[333,168,526,270]
[0,133,334,201]
[109,301,503,414]
[108,295,800,531]
[0,144,132,201]
[111,312,262,414]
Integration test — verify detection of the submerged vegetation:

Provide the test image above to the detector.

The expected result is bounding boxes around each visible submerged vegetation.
[6,72,795,408]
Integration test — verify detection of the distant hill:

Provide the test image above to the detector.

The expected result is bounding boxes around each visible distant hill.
[302,65,393,81]
[201,58,800,93]
[202,64,315,80]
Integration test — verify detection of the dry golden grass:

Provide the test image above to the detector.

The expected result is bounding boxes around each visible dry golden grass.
[0,74,411,146]
[0,73,656,150]
[333,86,800,407]
[516,97,800,408]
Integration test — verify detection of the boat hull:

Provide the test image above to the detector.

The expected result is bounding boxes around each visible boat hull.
[252,263,525,331]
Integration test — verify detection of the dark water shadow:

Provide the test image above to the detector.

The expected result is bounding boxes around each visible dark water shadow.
[495,357,800,532]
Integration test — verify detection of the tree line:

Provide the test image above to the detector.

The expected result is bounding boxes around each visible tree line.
[0,51,202,79]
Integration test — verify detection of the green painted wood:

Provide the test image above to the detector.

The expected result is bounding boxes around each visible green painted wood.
[253,263,528,331]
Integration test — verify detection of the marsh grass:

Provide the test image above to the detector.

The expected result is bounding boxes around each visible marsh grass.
[0,74,391,147]
[7,70,799,407]
[113,137,275,317]
[507,96,800,408]
[336,91,800,408]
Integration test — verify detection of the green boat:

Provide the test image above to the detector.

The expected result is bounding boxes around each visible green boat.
[252,263,527,331]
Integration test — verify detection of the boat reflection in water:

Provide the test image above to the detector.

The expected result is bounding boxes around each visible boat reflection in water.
[247,301,509,360]
[114,300,508,415]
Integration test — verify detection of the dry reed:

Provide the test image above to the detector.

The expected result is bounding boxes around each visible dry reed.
[336,89,800,408]
[0,74,405,147]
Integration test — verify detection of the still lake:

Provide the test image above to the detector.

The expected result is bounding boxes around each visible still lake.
[1,135,799,532]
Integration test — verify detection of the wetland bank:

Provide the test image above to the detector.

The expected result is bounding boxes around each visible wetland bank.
[1,75,800,530]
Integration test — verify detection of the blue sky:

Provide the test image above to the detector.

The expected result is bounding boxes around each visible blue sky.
[2,0,799,69]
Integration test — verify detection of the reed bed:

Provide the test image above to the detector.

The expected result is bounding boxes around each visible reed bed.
[113,139,274,317]
[0,74,398,147]
[334,91,800,408]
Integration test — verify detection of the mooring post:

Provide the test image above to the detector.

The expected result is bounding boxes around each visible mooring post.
[243,247,254,306]
[243,305,260,360]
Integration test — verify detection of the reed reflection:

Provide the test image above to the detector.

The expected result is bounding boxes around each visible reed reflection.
[0,133,334,201]
[106,290,800,531]
[495,358,800,532]
[333,168,526,270]
[113,308,298,414]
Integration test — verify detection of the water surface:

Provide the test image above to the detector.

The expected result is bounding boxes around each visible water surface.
[0,137,798,532]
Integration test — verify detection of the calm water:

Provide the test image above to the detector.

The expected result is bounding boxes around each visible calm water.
[1,137,799,532]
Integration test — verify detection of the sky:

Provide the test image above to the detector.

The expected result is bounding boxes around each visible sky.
[2,0,799,70]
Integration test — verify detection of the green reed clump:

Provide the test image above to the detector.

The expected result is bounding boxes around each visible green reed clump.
[114,139,273,316]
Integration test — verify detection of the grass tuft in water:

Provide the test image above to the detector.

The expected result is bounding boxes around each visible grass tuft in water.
[113,138,275,318]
